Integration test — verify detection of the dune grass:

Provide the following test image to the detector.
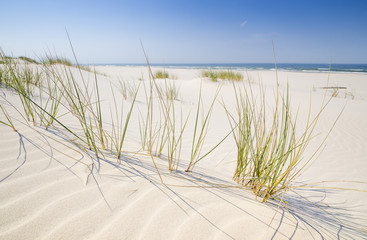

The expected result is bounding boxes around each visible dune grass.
[223,78,337,202]
[117,79,139,100]
[18,56,39,64]
[0,53,42,89]
[37,73,64,129]
[202,70,243,82]
[138,47,190,170]
[162,80,180,101]
[1,51,59,130]
[0,55,40,125]
[42,56,73,66]
[1,48,139,160]
[0,54,86,147]
[145,79,181,157]
[58,64,106,157]
[158,80,189,170]
[154,70,169,79]
[2,46,354,207]
[109,81,140,159]
[221,44,338,202]
[185,84,220,172]
[138,79,153,153]
[0,55,13,64]
[0,103,16,131]
[41,55,96,73]
[2,47,184,170]
[142,68,188,170]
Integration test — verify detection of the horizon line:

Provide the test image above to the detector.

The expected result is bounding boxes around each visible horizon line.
[85,62,367,65]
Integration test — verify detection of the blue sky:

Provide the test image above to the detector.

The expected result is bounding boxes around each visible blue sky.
[1,0,367,64]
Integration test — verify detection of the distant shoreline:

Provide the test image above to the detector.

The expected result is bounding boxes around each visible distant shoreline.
[88,63,367,74]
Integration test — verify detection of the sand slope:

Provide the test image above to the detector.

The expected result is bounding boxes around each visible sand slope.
[1,66,367,239]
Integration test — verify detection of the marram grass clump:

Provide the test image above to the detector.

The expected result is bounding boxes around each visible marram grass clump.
[202,70,243,82]
[154,71,169,79]
[18,56,39,64]
[0,50,139,160]
[42,57,73,66]
[224,81,335,203]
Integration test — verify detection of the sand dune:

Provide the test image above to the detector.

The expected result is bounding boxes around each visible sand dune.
[1,65,366,239]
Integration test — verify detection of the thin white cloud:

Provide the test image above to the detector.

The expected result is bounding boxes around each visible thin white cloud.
[240,20,247,27]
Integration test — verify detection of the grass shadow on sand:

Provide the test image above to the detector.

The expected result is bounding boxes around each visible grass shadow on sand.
[99,152,367,239]
[0,132,26,183]
[1,97,365,239]
[2,122,366,239]
[269,188,367,239]
[88,150,366,239]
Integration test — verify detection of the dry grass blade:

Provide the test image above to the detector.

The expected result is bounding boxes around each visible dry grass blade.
[186,83,221,172]
[118,83,140,159]
[0,103,17,131]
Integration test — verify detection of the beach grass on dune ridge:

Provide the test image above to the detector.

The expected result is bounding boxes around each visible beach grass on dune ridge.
[18,56,40,64]
[0,53,42,125]
[1,50,225,174]
[109,81,140,159]
[0,51,138,161]
[202,70,243,82]
[117,79,139,100]
[42,56,73,66]
[223,78,338,203]
[154,70,169,79]
[186,83,220,172]
[42,55,94,73]
[139,47,225,171]
[2,47,364,212]
[158,80,189,171]
[139,59,188,170]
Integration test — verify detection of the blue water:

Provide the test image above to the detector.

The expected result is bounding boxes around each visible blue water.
[99,63,367,73]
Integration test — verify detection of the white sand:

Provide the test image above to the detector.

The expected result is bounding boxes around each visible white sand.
[1,65,366,239]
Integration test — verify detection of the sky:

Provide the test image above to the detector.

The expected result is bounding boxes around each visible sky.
[1,0,367,64]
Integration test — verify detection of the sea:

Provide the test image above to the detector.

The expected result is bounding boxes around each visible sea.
[98,63,367,73]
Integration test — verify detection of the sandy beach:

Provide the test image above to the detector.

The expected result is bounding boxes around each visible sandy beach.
[0,62,366,239]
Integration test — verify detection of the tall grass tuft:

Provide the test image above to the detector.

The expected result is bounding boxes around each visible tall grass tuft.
[155,70,169,79]
[91,73,107,150]
[138,79,153,152]
[0,54,39,125]
[224,80,335,202]
[18,56,39,64]
[202,70,243,82]
[139,44,166,157]
[158,79,189,170]
[161,80,180,101]
[117,79,138,100]
[1,50,63,130]
[37,72,63,129]
[42,56,73,66]
[1,45,140,161]
[138,46,188,170]
[109,82,140,159]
